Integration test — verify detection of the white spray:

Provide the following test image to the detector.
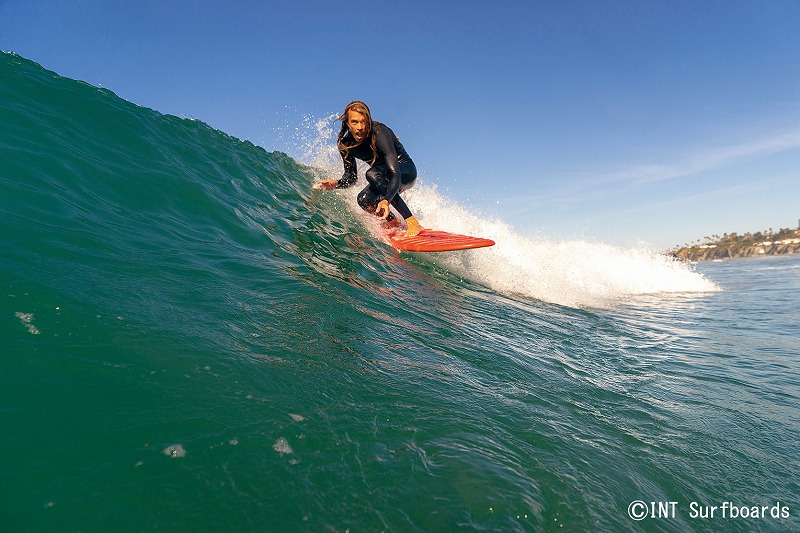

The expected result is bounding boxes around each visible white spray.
[404,183,718,308]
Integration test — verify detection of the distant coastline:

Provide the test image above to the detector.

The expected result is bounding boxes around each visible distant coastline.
[669,227,800,262]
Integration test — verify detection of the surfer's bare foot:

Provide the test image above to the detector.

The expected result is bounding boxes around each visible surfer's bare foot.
[405,216,422,237]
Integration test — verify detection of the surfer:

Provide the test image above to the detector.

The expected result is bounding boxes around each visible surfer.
[314,101,422,237]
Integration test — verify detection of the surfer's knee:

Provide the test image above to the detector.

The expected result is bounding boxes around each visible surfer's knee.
[357,189,377,212]
[365,166,387,187]
[357,188,394,219]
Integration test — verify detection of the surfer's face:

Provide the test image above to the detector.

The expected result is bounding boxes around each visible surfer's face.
[347,110,368,143]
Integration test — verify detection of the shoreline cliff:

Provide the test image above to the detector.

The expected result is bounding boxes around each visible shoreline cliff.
[669,228,800,262]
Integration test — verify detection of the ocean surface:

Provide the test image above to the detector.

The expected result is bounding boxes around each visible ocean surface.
[2,52,798,532]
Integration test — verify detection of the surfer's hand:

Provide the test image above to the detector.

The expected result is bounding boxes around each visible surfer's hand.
[313,179,338,190]
[405,216,422,237]
[375,200,390,219]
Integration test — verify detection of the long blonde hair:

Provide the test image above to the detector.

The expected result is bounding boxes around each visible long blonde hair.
[337,101,377,165]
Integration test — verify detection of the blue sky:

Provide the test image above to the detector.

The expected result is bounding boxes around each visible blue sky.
[2,0,799,249]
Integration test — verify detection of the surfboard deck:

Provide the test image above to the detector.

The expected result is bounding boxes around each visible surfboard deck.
[385,228,495,252]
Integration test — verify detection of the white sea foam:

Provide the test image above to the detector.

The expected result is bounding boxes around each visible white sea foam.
[402,183,719,308]
[163,444,186,458]
[273,437,293,455]
[15,312,40,335]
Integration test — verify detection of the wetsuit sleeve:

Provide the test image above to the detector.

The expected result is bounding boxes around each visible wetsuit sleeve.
[374,126,402,204]
[336,152,358,188]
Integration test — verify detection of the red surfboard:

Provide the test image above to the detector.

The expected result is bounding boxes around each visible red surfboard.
[385,228,495,252]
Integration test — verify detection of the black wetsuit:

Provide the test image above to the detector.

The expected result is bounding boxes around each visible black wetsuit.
[335,122,417,220]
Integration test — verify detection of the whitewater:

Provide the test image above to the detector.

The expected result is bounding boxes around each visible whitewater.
[2,52,797,532]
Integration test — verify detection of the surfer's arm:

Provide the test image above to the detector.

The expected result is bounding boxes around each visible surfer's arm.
[337,156,358,188]
[374,127,402,204]
[313,155,357,190]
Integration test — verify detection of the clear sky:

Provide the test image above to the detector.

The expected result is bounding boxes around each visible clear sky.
[3,0,799,249]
